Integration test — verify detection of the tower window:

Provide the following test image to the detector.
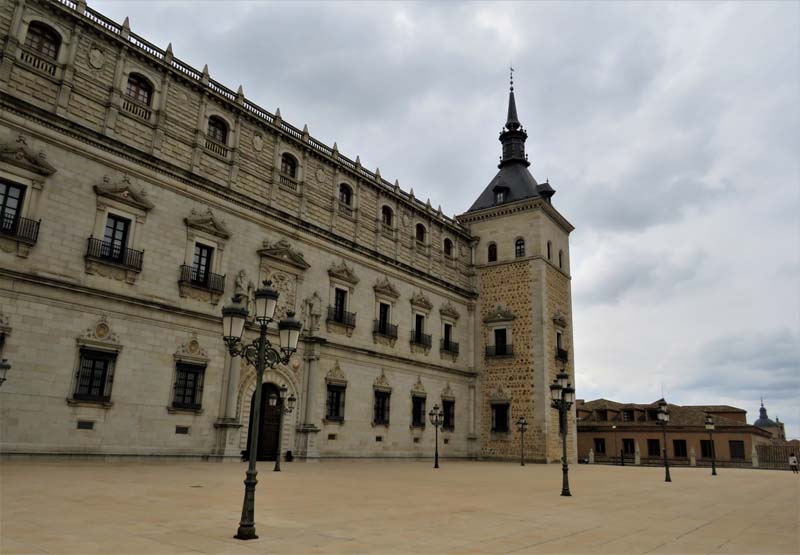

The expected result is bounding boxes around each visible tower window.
[443,238,453,257]
[547,241,552,260]
[491,403,509,432]
[125,74,153,107]
[415,223,426,244]
[207,116,228,144]
[381,206,393,227]
[514,238,525,258]
[487,243,497,263]
[494,190,506,204]
[280,153,298,179]
[559,250,563,269]
[339,184,352,206]
[24,22,60,60]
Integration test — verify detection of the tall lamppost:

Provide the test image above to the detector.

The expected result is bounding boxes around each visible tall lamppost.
[657,400,672,483]
[221,283,303,541]
[429,404,443,469]
[550,370,575,497]
[705,413,717,476]
[612,424,618,465]
[272,384,296,472]
[516,416,528,466]
[0,359,10,387]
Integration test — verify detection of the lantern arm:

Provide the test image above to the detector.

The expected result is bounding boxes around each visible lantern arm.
[226,334,291,369]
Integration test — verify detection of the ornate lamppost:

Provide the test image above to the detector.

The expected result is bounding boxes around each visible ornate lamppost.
[516,416,528,466]
[429,404,443,469]
[272,384,296,472]
[221,283,303,541]
[705,413,717,476]
[0,359,10,387]
[657,400,672,483]
[550,371,575,497]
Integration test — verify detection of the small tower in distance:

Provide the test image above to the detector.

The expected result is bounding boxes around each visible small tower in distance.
[458,74,576,462]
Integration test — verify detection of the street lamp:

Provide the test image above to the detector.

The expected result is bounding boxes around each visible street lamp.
[612,424,618,465]
[429,404,443,469]
[221,283,303,541]
[657,400,672,483]
[550,370,575,497]
[271,384,297,472]
[705,413,717,476]
[0,359,10,387]
[516,416,528,466]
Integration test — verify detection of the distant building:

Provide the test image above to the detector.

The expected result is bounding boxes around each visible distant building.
[752,400,786,441]
[576,399,773,466]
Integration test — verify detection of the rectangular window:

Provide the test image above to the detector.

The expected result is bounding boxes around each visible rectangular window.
[191,243,213,285]
[102,214,130,261]
[378,302,390,332]
[596,410,608,421]
[594,438,606,454]
[334,288,347,320]
[647,409,659,421]
[729,440,745,460]
[0,181,25,235]
[673,439,687,458]
[172,363,205,409]
[442,399,455,430]
[74,349,115,402]
[494,328,508,355]
[491,403,509,433]
[647,438,661,457]
[700,440,715,459]
[414,313,425,342]
[373,390,390,425]
[622,409,634,422]
[326,384,346,421]
[622,438,635,455]
[556,331,563,350]
[411,396,426,428]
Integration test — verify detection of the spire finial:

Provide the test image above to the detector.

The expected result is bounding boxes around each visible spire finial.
[510,63,514,93]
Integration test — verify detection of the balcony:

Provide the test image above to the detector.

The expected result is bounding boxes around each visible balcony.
[556,347,569,362]
[410,330,432,348]
[85,238,143,272]
[204,137,229,158]
[338,203,354,219]
[279,173,298,192]
[179,265,225,293]
[486,344,514,358]
[121,95,153,121]
[0,214,40,245]
[440,339,459,355]
[18,46,57,76]
[327,306,356,328]
[373,319,398,339]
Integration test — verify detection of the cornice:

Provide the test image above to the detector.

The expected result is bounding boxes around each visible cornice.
[457,196,575,234]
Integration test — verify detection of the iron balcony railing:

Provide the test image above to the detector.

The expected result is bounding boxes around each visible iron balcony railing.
[327,306,356,328]
[86,238,144,271]
[440,339,460,354]
[410,330,432,348]
[179,265,225,293]
[373,319,398,339]
[556,347,569,362]
[486,344,514,358]
[0,214,40,245]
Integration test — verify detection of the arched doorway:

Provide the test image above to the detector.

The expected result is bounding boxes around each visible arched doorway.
[246,382,281,461]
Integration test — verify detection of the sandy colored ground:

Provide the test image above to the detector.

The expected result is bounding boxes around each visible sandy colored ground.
[1,459,797,554]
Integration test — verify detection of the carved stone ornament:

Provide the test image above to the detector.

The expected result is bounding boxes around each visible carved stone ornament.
[439,301,461,320]
[315,168,326,183]
[410,290,433,311]
[490,384,511,403]
[174,332,209,364]
[483,304,516,324]
[258,239,310,270]
[328,260,359,285]
[411,375,427,397]
[325,361,347,386]
[76,315,121,352]
[552,309,568,328]
[184,208,231,240]
[0,310,11,338]
[441,382,455,400]
[88,45,105,69]
[252,133,264,152]
[94,175,154,213]
[0,135,56,176]
[373,369,392,392]
[264,269,297,320]
[373,276,400,299]
[302,291,323,332]
[85,259,139,284]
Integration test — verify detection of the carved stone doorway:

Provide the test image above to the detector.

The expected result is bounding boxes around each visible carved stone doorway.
[246,382,281,461]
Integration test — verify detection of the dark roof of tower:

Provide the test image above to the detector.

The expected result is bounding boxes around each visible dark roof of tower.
[754,400,778,428]
[506,89,521,130]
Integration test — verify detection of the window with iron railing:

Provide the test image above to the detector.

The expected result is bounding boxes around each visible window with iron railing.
[0,182,40,244]
[373,319,398,339]
[172,363,205,410]
[442,399,455,430]
[73,349,115,403]
[373,390,390,426]
[327,305,356,328]
[326,384,346,421]
[411,395,426,428]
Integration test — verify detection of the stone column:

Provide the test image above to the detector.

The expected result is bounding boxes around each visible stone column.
[635,442,641,465]
[588,448,595,464]
[213,352,242,460]
[690,446,697,467]
[295,338,321,461]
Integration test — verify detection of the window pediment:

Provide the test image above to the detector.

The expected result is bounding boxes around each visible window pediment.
[373,276,400,299]
[439,301,461,321]
[483,304,516,324]
[328,260,359,284]
[94,175,154,212]
[373,369,392,392]
[76,316,121,353]
[441,382,455,400]
[174,332,209,364]
[410,290,433,311]
[325,360,347,386]
[490,384,511,403]
[552,309,568,328]
[258,239,310,270]
[411,375,427,397]
[0,135,56,176]
[184,208,231,240]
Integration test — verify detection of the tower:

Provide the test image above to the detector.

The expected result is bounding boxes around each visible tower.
[458,78,576,462]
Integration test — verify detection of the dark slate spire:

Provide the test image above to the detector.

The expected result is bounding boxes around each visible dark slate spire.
[506,68,521,130]
[498,67,529,169]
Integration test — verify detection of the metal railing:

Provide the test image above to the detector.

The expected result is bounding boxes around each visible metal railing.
[556,347,569,362]
[0,214,40,244]
[122,96,152,120]
[327,306,356,328]
[204,138,229,158]
[440,339,459,354]
[86,238,144,271]
[486,344,514,358]
[373,320,398,339]
[179,265,225,293]
[410,330,432,348]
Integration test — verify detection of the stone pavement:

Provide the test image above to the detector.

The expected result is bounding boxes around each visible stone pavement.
[1,459,797,554]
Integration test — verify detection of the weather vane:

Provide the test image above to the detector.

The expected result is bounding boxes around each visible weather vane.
[510,63,514,91]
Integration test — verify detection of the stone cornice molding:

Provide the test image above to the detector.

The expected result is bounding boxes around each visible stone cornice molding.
[483,304,516,324]
[94,175,154,212]
[439,301,461,321]
[258,239,310,271]
[184,208,231,240]
[373,276,400,299]
[410,290,433,311]
[328,260,359,285]
[457,197,574,234]
[0,134,57,176]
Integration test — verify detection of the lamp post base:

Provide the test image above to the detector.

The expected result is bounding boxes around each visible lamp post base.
[234,526,259,540]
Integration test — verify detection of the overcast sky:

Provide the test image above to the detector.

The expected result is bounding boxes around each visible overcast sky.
[93,1,800,438]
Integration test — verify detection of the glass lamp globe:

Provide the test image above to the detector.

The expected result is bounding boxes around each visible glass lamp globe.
[278,311,303,352]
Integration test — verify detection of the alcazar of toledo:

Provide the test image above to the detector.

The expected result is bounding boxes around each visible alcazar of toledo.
[0,0,576,463]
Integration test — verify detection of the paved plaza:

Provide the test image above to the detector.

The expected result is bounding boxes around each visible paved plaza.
[1,459,797,554]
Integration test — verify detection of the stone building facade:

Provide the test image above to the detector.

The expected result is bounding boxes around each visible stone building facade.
[0,0,576,462]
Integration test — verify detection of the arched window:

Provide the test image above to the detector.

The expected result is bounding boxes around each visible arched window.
[444,238,453,257]
[559,250,563,269]
[280,153,297,179]
[126,74,153,107]
[547,241,552,260]
[25,22,60,60]
[381,206,393,227]
[415,223,427,244]
[515,239,525,258]
[339,184,352,206]
[488,243,497,262]
[207,116,228,144]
